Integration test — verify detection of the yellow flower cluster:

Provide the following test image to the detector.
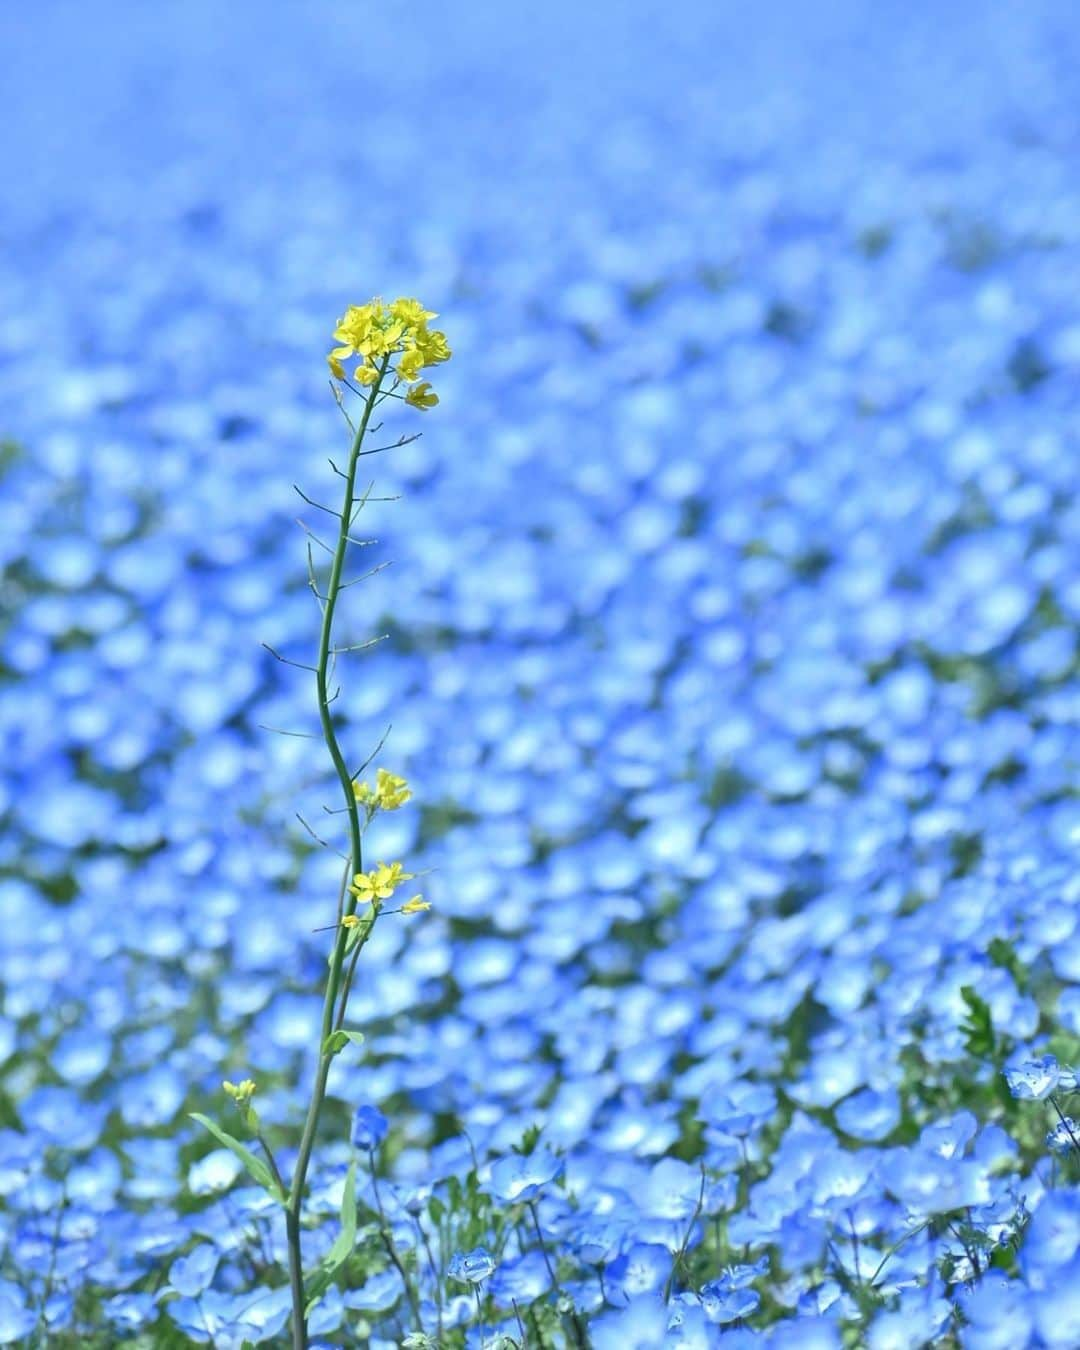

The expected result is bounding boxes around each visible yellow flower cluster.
[353,767,412,812]
[328,296,451,409]
[222,1078,256,1106]
[345,859,427,918]
[350,859,412,904]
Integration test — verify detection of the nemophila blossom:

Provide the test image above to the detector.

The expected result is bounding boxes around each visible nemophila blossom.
[664,1296,714,1349]
[699,1276,760,1325]
[167,1243,219,1297]
[342,1267,404,1313]
[604,1242,671,1302]
[958,1277,1034,1350]
[168,1286,292,1345]
[0,1282,37,1344]
[486,1148,563,1204]
[188,1147,243,1196]
[1046,1118,1079,1154]
[867,1291,952,1350]
[589,1295,669,1350]
[1003,1053,1061,1100]
[919,1110,978,1160]
[448,1247,496,1285]
[350,1104,389,1151]
[1021,1191,1080,1290]
[699,1080,777,1137]
[488,1250,551,1304]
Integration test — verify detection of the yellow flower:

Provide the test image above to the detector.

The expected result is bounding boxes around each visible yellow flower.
[400,895,430,915]
[354,360,381,386]
[329,298,449,388]
[405,381,439,410]
[341,914,361,929]
[349,871,378,904]
[223,1078,257,1105]
[413,327,451,366]
[352,779,375,806]
[396,348,425,383]
[349,860,413,905]
[374,860,413,893]
[390,298,437,328]
[375,768,411,810]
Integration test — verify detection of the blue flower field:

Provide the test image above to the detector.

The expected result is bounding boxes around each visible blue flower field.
[1,2,1079,1345]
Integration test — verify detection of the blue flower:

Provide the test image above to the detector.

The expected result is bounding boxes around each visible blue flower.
[1046,1118,1080,1155]
[1022,1191,1080,1289]
[168,1243,219,1298]
[351,1105,389,1151]
[0,1282,37,1344]
[447,1247,496,1285]
[486,1149,562,1204]
[605,1243,671,1303]
[1003,1054,1060,1101]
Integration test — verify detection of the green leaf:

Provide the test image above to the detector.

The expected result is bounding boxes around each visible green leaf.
[428,1194,445,1226]
[960,986,995,1059]
[514,1123,542,1156]
[322,1028,365,1057]
[304,1160,358,1314]
[988,937,1026,989]
[189,1113,286,1204]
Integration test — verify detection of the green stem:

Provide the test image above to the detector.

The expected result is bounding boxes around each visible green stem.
[368,1147,423,1328]
[284,354,392,1350]
[662,1166,706,1302]
[528,1199,586,1348]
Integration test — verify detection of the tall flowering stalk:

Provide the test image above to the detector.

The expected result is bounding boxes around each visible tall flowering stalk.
[193,298,450,1350]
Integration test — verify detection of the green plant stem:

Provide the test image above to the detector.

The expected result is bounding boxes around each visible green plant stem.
[1049,1093,1080,1156]
[284,355,391,1350]
[662,1166,706,1303]
[528,1199,586,1348]
[368,1148,423,1328]
[416,1218,444,1341]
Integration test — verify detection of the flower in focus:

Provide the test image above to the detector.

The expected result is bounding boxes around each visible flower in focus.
[396,348,425,383]
[359,768,411,811]
[404,381,438,410]
[1046,1119,1080,1155]
[348,860,413,906]
[448,1247,496,1285]
[389,298,437,327]
[327,297,450,405]
[222,1079,256,1107]
[353,360,381,386]
[1004,1055,1061,1101]
[377,770,411,809]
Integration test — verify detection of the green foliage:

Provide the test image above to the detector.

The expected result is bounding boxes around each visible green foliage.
[987,937,1026,989]
[304,1160,358,1313]
[189,1112,286,1204]
[959,987,996,1060]
[514,1123,543,1156]
[322,1028,365,1057]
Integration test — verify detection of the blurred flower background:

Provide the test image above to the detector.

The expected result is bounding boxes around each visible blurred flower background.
[1,1,1080,1345]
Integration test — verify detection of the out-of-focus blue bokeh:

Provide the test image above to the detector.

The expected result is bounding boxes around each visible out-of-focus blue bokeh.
[2,2,1080,1345]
